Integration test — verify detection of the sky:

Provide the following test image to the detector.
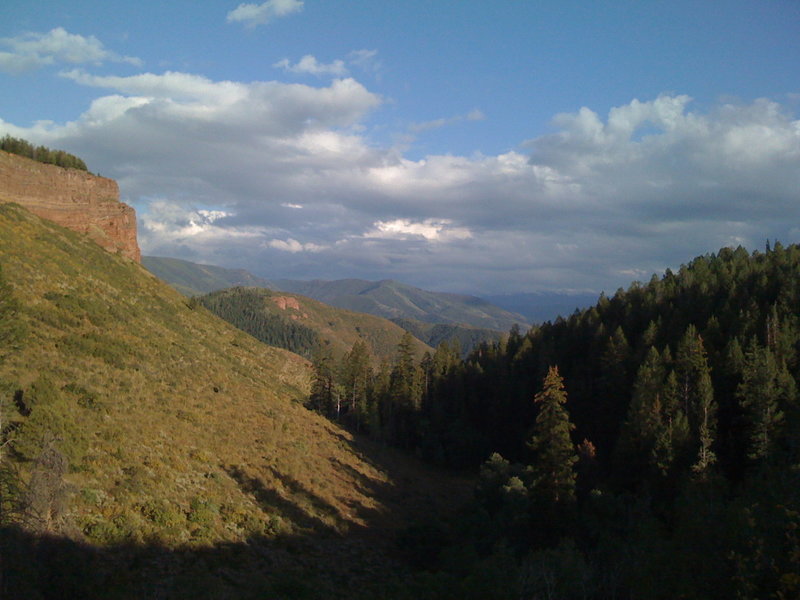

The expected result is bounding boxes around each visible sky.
[1,0,799,295]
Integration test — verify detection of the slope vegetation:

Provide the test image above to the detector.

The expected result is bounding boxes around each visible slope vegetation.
[0,204,466,598]
[198,286,432,363]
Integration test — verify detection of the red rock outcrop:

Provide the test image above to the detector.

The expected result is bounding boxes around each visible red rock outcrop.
[0,150,141,262]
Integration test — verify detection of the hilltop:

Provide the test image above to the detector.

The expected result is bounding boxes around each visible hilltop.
[0,204,468,598]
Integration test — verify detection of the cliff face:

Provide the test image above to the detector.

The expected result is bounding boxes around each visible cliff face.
[0,150,140,262]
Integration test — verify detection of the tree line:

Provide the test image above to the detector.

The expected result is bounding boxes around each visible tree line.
[0,135,89,172]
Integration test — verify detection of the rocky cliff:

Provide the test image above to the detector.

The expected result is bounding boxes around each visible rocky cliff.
[0,150,140,262]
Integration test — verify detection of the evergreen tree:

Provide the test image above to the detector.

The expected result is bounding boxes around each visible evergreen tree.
[308,345,338,418]
[675,326,717,475]
[340,340,372,430]
[529,366,577,504]
[652,365,690,476]
[616,346,666,483]
[389,331,421,446]
[737,343,793,462]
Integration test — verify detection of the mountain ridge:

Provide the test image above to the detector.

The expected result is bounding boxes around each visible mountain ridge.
[143,256,530,332]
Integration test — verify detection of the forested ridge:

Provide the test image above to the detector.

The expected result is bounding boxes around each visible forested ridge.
[198,287,320,358]
[309,242,800,598]
[0,135,89,172]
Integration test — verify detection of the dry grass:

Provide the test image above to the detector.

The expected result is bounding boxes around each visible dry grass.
[0,203,468,555]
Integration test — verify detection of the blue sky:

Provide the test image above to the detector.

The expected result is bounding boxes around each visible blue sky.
[1,0,799,294]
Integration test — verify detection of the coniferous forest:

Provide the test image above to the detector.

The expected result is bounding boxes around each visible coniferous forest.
[308,242,800,598]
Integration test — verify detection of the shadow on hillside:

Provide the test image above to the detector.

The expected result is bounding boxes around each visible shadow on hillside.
[225,464,351,536]
[2,524,350,599]
[2,431,464,599]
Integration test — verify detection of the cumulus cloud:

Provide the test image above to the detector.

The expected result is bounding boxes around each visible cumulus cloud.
[274,50,383,79]
[0,27,142,74]
[138,201,267,255]
[2,75,798,293]
[267,238,326,253]
[365,219,473,242]
[273,55,348,77]
[226,0,303,28]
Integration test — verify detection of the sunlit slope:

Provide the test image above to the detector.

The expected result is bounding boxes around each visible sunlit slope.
[199,286,433,363]
[0,203,429,545]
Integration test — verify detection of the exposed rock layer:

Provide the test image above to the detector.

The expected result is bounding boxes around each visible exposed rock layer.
[0,150,140,262]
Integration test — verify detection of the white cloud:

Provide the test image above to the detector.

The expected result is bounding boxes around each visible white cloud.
[3,78,798,293]
[0,27,141,74]
[366,219,472,242]
[226,0,303,28]
[274,55,348,77]
[139,202,263,246]
[267,238,326,252]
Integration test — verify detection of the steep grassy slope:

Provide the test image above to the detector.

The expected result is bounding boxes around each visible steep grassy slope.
[199,286,432,363]
[0,204,467,597]
[276,278,530,331]
[143,255,276,296]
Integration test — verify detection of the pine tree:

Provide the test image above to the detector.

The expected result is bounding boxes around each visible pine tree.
[391,331,420,408]
[737,342,792,462]
[617,346,666,482]
[675,326,717,475]
[529,366,577,504]
[340,340,372,430]
[308,345,337,418]
[389,331,421,446]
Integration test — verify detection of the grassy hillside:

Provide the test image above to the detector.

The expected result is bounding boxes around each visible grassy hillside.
[198,286,432,363]
[275,278,530,331]
[142,255,276,296]
[0,204,466,598]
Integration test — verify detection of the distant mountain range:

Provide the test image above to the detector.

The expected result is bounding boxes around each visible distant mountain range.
[143,256,530,332]
[482,291,600,324]
[274,278,529,332]
[142,256,276,296]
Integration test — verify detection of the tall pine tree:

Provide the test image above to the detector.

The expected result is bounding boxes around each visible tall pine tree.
[529,366,578,504]
[675,325,717,475]
[737,342,793,462]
